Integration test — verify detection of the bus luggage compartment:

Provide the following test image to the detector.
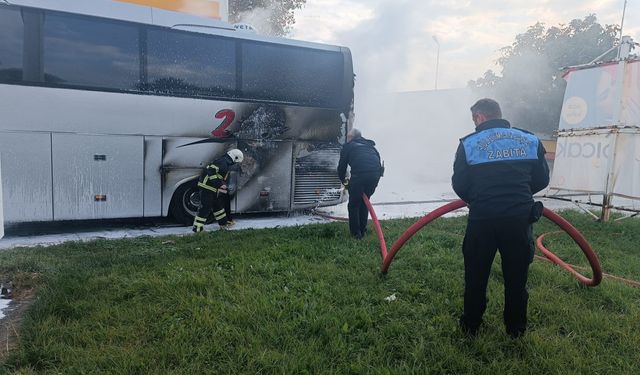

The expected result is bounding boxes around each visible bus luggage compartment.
[51,133,144,220]
[0,131,54,223]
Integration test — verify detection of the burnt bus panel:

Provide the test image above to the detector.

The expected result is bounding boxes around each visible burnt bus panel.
[235,105,344,142]
[144,136,163,217]
[162,137,231,169]
[0,132,53,222]
[236,141,293,213]
[293,142,343,208]
[283,108,343,142]
[161,137,233,217]
[52,134,144,220]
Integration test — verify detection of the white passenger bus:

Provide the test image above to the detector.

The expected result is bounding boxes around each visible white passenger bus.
[0,0,353,225]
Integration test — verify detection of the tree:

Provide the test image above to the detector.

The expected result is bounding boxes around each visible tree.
[468,15,621,136]
[229,0,307,36]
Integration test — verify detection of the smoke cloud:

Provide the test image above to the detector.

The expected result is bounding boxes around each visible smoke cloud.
[321,2,479,203]
[236,4,280,36]
[290,1,611,204]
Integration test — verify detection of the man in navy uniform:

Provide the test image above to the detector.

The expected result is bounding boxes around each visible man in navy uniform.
[452,98,549,338]
[338,128,383,239]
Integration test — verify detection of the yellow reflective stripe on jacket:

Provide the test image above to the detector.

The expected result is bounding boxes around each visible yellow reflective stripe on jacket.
[200,163,224,190]
[206,164,224,180]
[202,174,223,184]
[197,182,218,192]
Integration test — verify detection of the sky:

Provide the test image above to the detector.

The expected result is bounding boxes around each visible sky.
[291,0,640,92]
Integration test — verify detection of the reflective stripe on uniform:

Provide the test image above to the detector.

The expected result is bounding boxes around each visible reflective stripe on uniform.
[214,208,226,220]
[197,182,218,192]
[193,222,204,232]
[202,174,223,185]
[194,216,207,223]
[198,164,224,190]
[206,165,224,180]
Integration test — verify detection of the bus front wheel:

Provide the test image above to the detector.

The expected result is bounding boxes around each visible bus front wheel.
[170,182,214,225]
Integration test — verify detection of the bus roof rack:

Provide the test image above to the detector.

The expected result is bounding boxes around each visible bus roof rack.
[171,23,235,32]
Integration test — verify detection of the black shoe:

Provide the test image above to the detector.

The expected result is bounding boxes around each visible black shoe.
[506,328,526,339]
[352,232,363,240]
[460,324,479,337]
[459,316,480,337]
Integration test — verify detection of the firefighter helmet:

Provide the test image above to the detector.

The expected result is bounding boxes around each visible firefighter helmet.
[227,149,244,163]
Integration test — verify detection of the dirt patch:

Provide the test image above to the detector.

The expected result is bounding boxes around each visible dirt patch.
[0,273,40,361]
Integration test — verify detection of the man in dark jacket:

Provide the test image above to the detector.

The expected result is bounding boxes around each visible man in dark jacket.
[192,149,244,232]
[452,98,549,338]
[337,128,382,239]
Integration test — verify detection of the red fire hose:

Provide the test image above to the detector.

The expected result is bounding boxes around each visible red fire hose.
[361,195,604,287]
[535,209,602,286]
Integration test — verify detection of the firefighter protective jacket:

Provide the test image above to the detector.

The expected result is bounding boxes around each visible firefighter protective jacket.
[197,154,235,193]
[338,137,382,182]
[452,119,550,221]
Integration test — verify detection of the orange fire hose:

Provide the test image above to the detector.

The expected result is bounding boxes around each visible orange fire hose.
[362,196,606,286]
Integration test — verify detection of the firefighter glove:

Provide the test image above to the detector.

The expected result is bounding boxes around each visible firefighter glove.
[218,185,229,195]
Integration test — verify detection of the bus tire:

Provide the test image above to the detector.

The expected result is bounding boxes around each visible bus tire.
[169,181,214,225]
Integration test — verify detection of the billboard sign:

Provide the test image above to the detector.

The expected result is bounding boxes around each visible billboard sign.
[116,0,228,21]
[559,61,640,129]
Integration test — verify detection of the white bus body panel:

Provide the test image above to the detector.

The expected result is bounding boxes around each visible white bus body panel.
[0,85,249,137]
[51,133,144,220]
[0,132,54,222]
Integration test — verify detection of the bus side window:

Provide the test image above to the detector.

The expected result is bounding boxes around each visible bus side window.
[146,28,236,97]
[42,12,140,90]
[0,6,24,83]
[241,42,344,108]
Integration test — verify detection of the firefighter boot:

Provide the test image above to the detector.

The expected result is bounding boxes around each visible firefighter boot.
[192,216,207,233]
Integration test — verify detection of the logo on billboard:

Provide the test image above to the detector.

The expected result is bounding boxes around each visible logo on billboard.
[556,139,610,159]
[561,96,588,125]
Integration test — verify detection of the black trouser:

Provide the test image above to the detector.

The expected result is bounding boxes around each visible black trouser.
[460,217,535,335]
[347,172,380,237]
[193,189,228,232]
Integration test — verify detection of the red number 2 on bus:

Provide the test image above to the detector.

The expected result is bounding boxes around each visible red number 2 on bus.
[211,109,236,137]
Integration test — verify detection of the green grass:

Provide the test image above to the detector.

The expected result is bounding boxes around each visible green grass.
[1,212,639,374]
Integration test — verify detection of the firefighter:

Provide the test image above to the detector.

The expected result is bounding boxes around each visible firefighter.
[452,98,549,338]
[192,149,244,232]
[337,128,383,239]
